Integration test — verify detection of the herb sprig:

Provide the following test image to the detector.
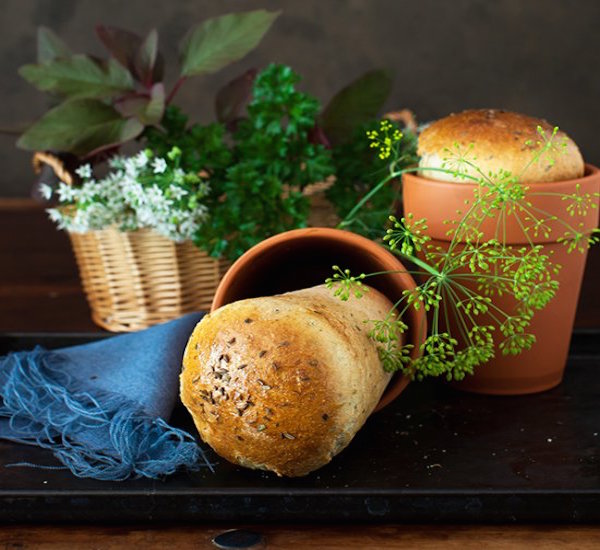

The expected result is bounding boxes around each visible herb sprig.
[326,120,418,239]
[196,64,334,260]
[327,121,599,381]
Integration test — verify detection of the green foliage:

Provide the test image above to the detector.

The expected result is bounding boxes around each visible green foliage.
[320,69,393,146]
[95,26,165,85]
[180,10,280,76]
[326,266,368,300]
[143,105,232,175]
[17,99,144,157]
[327,119,418,238]
[195,64,334,260]
[18,10,278,159]
[20,55,135,99]
[330,124,600,381]
[144,64,334,261]
[142,64,401,260]
[36,27,71,64]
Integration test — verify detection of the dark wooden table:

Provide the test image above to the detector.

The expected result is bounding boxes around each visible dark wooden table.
[1,199,599,549]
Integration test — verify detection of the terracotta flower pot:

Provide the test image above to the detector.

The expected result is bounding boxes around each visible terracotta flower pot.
[402,164,600,395]
[212,227,427,410]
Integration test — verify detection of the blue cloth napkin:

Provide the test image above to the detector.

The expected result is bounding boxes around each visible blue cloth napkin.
[0,313,208,481]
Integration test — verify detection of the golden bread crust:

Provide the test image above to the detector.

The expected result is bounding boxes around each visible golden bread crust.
[180,284,394,477]
[418,109,584,183]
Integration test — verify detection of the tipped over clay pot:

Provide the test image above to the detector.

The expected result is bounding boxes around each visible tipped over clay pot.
[211,227,427,411]
[181,228,426,476]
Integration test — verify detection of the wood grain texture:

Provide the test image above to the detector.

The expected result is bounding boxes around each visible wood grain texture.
[0,200,97,332]
[0,524,599,549]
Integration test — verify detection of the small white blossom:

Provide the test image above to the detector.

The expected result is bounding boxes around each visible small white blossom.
[124,157,140,178]
[46,150,210,244]
[133,150,149,168]
[152,157,167,174]
[75,164,93,179]
[173,168,185,184]
[39,183,53,200]
[57,182,77,202]
[169,184,188,200]
[47,208,62,223]
[108,156,126,170]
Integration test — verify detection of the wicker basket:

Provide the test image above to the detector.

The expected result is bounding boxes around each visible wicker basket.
[304,178,340,227]
[33,153,230,332]
[69,228,230,331]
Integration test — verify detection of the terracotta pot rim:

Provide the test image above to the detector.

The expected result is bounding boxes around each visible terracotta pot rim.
[401,163,600,395]
[212,227,427,412]
[403,163,599,188]
[213,227,408,310]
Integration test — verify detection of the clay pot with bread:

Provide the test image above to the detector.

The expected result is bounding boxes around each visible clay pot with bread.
[180,228,426,476]
[403,109,600,395]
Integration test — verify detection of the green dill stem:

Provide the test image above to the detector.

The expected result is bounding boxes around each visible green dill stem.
[403,254,443,279]
[389,251,443,278]
[516,138,553,181]
[450,279,513,323]
[337,166,481,230]
[431,280,443,336]
[450,273,518,283]
[440,199,482,265]
[525,202,589,237]
[337,173,394,229]
[442,281,476,347]
[531,191,588,198]
[511,208,537,248]
[441,284,452,339]
[456,158,496,186]
[361,269,434,279]
[389,297,414,323]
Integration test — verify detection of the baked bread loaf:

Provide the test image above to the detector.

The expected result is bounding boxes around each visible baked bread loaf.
[418,109,584,183]
[180,284,395,477]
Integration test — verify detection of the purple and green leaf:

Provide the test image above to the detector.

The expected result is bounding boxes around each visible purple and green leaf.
[215,68,257,126]
[17,98,144,157]
[37,27,71,64]
[96,25,164,84]
[179,10,279,77]
[320,69,393,145]
[19,55,135,99]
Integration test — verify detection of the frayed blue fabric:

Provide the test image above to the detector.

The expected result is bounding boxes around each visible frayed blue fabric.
[0,313,209,481]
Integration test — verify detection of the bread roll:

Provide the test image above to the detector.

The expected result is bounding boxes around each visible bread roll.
[418,109,584,183]
[180,284,395,477]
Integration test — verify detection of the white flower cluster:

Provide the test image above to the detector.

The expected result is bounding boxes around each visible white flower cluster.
[44,150,210,243]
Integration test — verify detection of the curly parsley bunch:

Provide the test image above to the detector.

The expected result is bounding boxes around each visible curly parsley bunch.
[197,64,334,260]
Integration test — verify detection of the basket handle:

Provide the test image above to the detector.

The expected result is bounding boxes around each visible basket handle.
[32,152,74,186]
[302,177,335,197]
[383,109,418,133]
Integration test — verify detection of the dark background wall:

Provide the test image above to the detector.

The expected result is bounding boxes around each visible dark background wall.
[1,0,599,196]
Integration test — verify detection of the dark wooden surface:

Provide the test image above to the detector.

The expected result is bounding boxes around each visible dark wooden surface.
[1,524,600,549]
[1,200,599,547]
